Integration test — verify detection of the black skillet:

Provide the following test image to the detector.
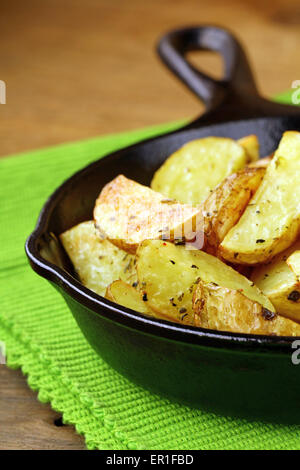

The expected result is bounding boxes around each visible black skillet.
[26,26,300,421]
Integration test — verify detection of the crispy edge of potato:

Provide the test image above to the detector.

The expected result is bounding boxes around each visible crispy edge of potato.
[202,166,266,255]
[136,240,274,328]
[150,137,247,204]
[238,135,259,163]
[105,280,157,316]
[105,280,182,323]
[99,235,137,255]
[251,242,300,322]
[248,155,272,168]
[219,131,300,265]
[136,240,196,325]
[193,281,300,336]
[94,174,201,254]
[287,250,300,277]
[264,288,300,323]
[59,220,137,296]
[220,217,300,266]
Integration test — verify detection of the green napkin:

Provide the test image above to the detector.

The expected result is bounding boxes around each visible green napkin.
[1,91,300,450]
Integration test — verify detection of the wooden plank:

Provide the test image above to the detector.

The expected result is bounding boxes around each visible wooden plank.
[0,0,299,158]
[0,367,85,450]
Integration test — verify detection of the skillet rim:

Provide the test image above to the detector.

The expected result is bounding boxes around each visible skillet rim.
[25,115,300,354]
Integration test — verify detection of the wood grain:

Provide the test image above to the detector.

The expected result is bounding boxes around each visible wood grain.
[0,0,299,158]
[0,0,299,450]
[0,367,85,449]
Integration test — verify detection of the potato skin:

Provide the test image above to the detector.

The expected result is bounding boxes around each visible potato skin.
[193,281,300,336]
[237,135,259,163]
[136,240,274,326]
[94,175,202,254]
[248,156,272,168]
[202,166,265,255]
[251,241,300,323]
[105,280,157,317]
[287,251,300,277]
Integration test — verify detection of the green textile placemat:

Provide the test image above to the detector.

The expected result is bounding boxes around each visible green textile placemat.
[1,91,300,450]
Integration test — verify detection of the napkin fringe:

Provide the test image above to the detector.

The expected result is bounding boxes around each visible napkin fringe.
[0,314,141,450]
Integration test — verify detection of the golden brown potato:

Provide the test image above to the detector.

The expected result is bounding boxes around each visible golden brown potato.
[251,241,300,322]
[105,280,158,317]
[287,250,300,277]
[61,129,300,336]
[248,156,272,168]
[94,175,202,254]
[150,137,247,204]
[136,240,274,325]
[60,221,137,296]
[238,135,259,163]
[193,281,300,336]
[202,166,266,255]
[220,131,300,265]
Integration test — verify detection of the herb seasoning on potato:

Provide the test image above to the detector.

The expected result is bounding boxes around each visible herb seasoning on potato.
[60,132,300,336]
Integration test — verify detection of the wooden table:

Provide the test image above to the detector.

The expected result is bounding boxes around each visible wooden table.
[0,0,299,450]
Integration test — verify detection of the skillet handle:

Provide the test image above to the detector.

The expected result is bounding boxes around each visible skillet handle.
[157,26,299,123]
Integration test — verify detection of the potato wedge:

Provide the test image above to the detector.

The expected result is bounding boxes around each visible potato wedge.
[136,240,274,325]
[287,251,300,277]
[251,241,300,322]
[94,175,202,254]
[105,280,157,317]
[238,135,259,163]
[60,221,137,296]
[150,137,247,204]
[203,166,266,255]
[248,156,272,168]
[193,281,300,336]
[220,131,300,265]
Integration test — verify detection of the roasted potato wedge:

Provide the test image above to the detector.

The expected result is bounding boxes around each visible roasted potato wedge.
[60,128,300,336]
[136,240,274,325]
[105,280,158,317]
[251,241,300,322]
[193,281,300,336]
[248,156,272,168]
[238,135,259,163]
[203,166,266,255]
[94,175,202,254]
[60,221,137,296]
[150,137,247,204]
[220,131,300,265]
[287,250,300,276]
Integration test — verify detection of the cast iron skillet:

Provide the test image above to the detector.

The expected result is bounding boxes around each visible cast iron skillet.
[26,26,300,422]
